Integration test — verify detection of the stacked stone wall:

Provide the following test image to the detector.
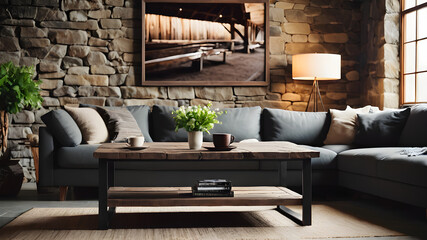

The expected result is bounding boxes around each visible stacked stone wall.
[0,0,362,181]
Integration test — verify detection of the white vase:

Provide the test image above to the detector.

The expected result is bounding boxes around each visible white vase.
[188,131,203,150]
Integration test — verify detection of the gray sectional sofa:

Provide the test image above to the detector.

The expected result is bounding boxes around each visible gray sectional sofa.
[39,104,427,209]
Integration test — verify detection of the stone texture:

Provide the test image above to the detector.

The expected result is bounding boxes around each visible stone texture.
[276,2,294,9]
[86,52,107,65]
[68,66,89,75]
[53,86,77,97]
[0,37,20,51]
[120,87,166,99]
[36,7,67,21]
[39,72,65,79]
[269,55,287,68]
[91,65,116,74]
[271,83,286,93]
[20,27,47,38]
[40,79,63,90]
[109,74,127,86]
[39,59,61,72]
[292,35,308,42]
[45,45,67,59]
[12,110,35,124]
[61,0,103,11]
[8,127,32,139]
[106,98,124,106]
[270,37,284,54]
[1,19,35,27]
[124,99,178,107]
[19,57,39,66]
[281,93,301,101]
[69,11,87,22]
[285,43,339,54]
[282,23,310,34]
[109,38,136,52]
[242,100,291,109]
[234,87,267,96]
[346,70,359,81]
[64,75,109,86]
[62,56,83,69]
[324,33,349,43]
[68,46,90,58]
[168,87,195,99]
[194,87,233,101]
[78,97,106,106]
[308,34,322,43]
[105,0,124,7]
[111,7,134,19]
[95,87,121,97]
[89,37,109,46]
[95,29,125,39]
[0,52,20,65]
[49,29,88,45]
[42,97,60,107]
[88,10,111,19]
[41,20,98,30]
[100,19,122,29]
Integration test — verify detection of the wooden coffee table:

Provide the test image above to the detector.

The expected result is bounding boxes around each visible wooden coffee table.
[94,141,319,230]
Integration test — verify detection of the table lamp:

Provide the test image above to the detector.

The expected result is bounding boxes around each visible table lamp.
[292,53,341,112]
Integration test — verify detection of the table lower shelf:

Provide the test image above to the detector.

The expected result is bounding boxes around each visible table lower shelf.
[107,186,302,207]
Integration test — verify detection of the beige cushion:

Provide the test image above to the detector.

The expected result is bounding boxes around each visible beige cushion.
[323,105,371,145]
[64,106,109,144]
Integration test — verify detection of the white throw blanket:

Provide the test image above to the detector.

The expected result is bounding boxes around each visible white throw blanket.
[400,147,427,157]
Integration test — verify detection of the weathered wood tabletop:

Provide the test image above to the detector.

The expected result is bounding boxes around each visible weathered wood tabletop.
[94,141,320,160]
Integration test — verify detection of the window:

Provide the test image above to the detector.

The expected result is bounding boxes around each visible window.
[402,0,427,104]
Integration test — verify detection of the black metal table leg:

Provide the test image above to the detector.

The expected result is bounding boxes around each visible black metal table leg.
[108,161,116,215]
[302,158,312,225]
[276,158,312,226]
[98,159,109,230]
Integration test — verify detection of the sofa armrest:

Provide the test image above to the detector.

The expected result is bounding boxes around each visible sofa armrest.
[39,127,55,187]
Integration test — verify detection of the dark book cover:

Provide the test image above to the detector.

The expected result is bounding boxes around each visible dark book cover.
[192,191,234,197]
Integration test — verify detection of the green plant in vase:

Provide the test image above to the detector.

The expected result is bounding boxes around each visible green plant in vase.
[0,62,43,160]
[172,102,225,149]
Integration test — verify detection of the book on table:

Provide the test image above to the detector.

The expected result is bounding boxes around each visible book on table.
[192,179,233,197]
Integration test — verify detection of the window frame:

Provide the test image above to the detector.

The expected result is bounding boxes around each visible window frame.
[401,0,427,105]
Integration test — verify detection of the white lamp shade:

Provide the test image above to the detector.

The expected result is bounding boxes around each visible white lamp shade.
[292,53,341,80]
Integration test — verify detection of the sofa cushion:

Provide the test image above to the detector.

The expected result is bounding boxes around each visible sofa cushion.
[262,108,329,146]
[151,105,188,142]
[355,108,411,147]
[399,104,427,147]
[377,150,427,188]
[203,106,262,142]
[287,145,337,170]
[96,106,142,142]
[64,106,109,144]
[321,145,355,153]
[41,109,82,147]
[323,106,371,145]
[151,105,262,142]
[338,147,403,177]
[56,144,100,169]
[80,104,152,142]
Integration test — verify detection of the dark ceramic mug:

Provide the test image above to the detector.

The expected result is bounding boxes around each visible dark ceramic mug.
[213,133,235,148]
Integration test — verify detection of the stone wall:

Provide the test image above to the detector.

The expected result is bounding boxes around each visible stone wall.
[0,0,363,181]
[360,0,400,109]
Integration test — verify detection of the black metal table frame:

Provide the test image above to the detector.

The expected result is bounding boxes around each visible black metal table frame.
[98,158,312,230]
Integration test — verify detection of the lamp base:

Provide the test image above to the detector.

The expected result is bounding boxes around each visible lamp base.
[305,80,325,112]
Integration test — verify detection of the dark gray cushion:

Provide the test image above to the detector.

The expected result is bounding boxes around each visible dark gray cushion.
[261,108,329,146]
[399,104,427,147]
[151,105,188,142]
[96,106,143,142]
[355,108,411,147]
[377,150,427,188]
[337,147,403,177]
[80,104,152,142]
[203,106,262,142]
[287,145,337,170]
[41,109,82,147]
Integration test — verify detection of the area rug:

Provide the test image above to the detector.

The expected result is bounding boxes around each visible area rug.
[0,202,423,240]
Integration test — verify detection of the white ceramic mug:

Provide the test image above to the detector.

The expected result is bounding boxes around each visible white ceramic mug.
[127,136,145,147]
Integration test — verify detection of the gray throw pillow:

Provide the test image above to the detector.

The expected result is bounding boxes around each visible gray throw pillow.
[262,108,329,146]
[151,105,187,142]
[80,104,152,142]
[355,108,411,147]
[96,107,143,142]
[203,106,262,142]
[41,109,82,147]
[399,104,427,147]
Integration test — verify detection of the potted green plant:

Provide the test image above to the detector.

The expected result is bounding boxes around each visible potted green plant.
[0,62,43,196]
[172,103,224,150]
